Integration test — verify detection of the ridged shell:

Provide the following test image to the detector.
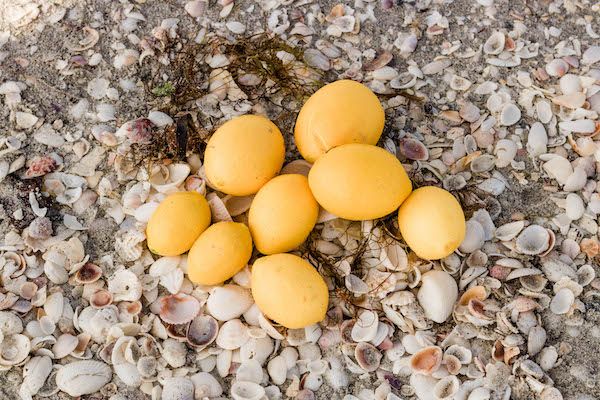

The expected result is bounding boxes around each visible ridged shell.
[55,360,111,396]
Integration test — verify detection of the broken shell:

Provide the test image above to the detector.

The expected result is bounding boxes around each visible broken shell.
[351,310,379,342]
[445,344,472,364]
[515,225,551,255]
[433,375,460,399]
[379,242,408,271]
[206,285,253,321]
[149,163,190,193]
[410,346,442,375]
[458,285,487,306]
[108,269,142,302]
[19,355,52,399]
[223,194,254,216]
[55,360,112,396]
[483,31,505,55]
[159,294,201,324]
[75,262,102,284]
[231,381,265,400]
[187,314,218,348]
[355,342,382,372]
[90,290,113,309]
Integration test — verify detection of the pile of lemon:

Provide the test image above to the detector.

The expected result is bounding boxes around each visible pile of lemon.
[146,80,466,329]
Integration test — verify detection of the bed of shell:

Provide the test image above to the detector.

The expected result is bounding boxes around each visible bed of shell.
[1,1,600,400]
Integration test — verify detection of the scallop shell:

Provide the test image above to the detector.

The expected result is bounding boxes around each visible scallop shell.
[159,294,200,325]
[187,314,218,348]
[55,360,112,396]
[149,163,190,193]
[355,342,382,372]
[206,284,253,321]
[190,372,223,398]
[515,225,551,255]
[216,319,249,350]
[231,381,265,400]
[19,356,52,399]
[162,377,194,400]
[410,346,442,375]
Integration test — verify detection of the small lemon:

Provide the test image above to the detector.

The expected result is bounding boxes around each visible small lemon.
[397,186,466,260]
[187,221,253,286]
[251,253,328,329]
[146,192,211,256]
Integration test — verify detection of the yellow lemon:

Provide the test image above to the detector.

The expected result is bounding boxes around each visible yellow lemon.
[251,253,328,329]
[397,186,466,260]
[249,174,318,254]
[187,221,253,285]
[146,192,211,256]
[204,115,285,196]
[308,144,412,220]
[294,80,384,163]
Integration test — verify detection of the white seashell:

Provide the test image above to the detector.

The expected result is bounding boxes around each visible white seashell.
[582,46,600,65]
[111,336,142,387]
[217,349,232,377]
[433,375,460,399]
[499,103,521,126]
[159,293,200,324]
[559,74,581,95]
[108,269,142,302]
[558,119,595,134]
[281,159,312,176]
[535,100,553,124]
[147,110,173,127]
[56,360,112,396]
[495,221,525,241]
[161,338,187,368]
[467,387,491,400]
[52,334,78,359]
[379,242,408,271]
[483,31,505,55]
[417,271,457,323]
[207,192,233,222]
[150,163,190,193]
[494,139,517,168]
[552,92,586,109]
[267,355,287,385]
[19,356,52,399]
[527,122,548,157]
[191,372,223,398]
[409,373,439,400]
[223,195,254,217]
[549,288,574,315]
[450,76,472,91]
[135,202,159,222]
[515,225,550,255]
[351,310,379,342]
[545,59,569,77]
[527,326,547,356]
[543,156,572,185]
[444,345,472,364]
[78,306,119,343]
[565,193,584,220]
[160,268,184,294]
[458,220,485,253]
[0,311,24,335]
[207,285,253,321]
[231,381,265,400]
[216,319,249,350]
[162,377,194,400]
[563,167,587,192]
[236,359,263,384]
[0,333,29,365]
[539,347,558,371]
[149,256,181,277]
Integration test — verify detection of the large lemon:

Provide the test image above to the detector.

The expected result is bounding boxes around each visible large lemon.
[251,253,328,329]
[204,115,285,196]
[397,186,466,260]
[294,80,384,163]
[146,192,211,256]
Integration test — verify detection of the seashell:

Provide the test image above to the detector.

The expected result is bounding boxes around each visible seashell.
[552,92,586,109]
[230,381,265,400]
[543,156,572,185]
[19,356,52,399]
[450,75,472,91]
[216,319,249,350]
[409,373,439,400]
[355,342,382,372]
[527,122,548,157]
[115,118,153,144]
[495,221,525,242]
[483,31,505,55]
[443,354,461,375]
[267,355,288,385]
[577,264,595,286]
[207,285,253,321]
[565,193,584,220]
[545,59,569,77]
[540,387,563,400]
[515,225,551,255]
[19,282,38,300]
[459,220,485,253]
[161,338,187,368]
[558,119,595,134]
[379,243,407,272]
[411,346,442,375]
[108,269,142,302]
[494,139,516,168]
[499,103,521,126]
[520,275,548,292]
[159,293,201,324]
[527,326,546,356]
[191,372,223,398]
[281,159,312,176]
[162,377,194,400]
[351,310,379,342]
[399,138,429,161]
[433,375,460,399]
[56,360,112,396]
[535,100,553,124]
[160,268,184,294]
[75,262,102,284]
[150,163,190,193]
[207,192,233,222]
[136,356,157,378]
[236,359,263,384]
[223,194,254,216]
[582,45,600,65]
[0,334,30,365]
[90,289,113,308]
[549,288,574,315]
[217,349,232,377]
[302,372,323,391]
[73,333,92,357]
[187,314,218,348]
[24,156,57,179]
[539,347,558,371]
[467,387,492,400]
[52,334,78,359]
[559,74,582,95]
[458,286,487,306]
[345,274,369,294]
[470,154,495,173]
[417,270,457,323]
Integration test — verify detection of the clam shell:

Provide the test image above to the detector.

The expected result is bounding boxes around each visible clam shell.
[74,262,102,284]
[19,356,52,399]
[159,293,201,324]
[207,284,253,321]
[90,289,113,309]
[236,359,263,384]
[417,271,457,323]
[410,346,442,375]
[351,310,379,342]
[0,334,30,365]
[149,163,190,193]
[267,355,288,385]
[495,221,525,241]
[549,288,574,314]
[108,269,142,302]
[190,372,223,398]
[433,375,460,399]
[459,220,485,254]
[52,334,78,359]
[499,103,521,126]
[161,338,187,368]
[515,225,551,255]
[187,315,218,348]
[162,377,194,400]
[230,381,265,400]
[355,342,382,372]
[55,360,111,396]
[483,31,505,55]
[216,319,249,350]
[379,242,409,272]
